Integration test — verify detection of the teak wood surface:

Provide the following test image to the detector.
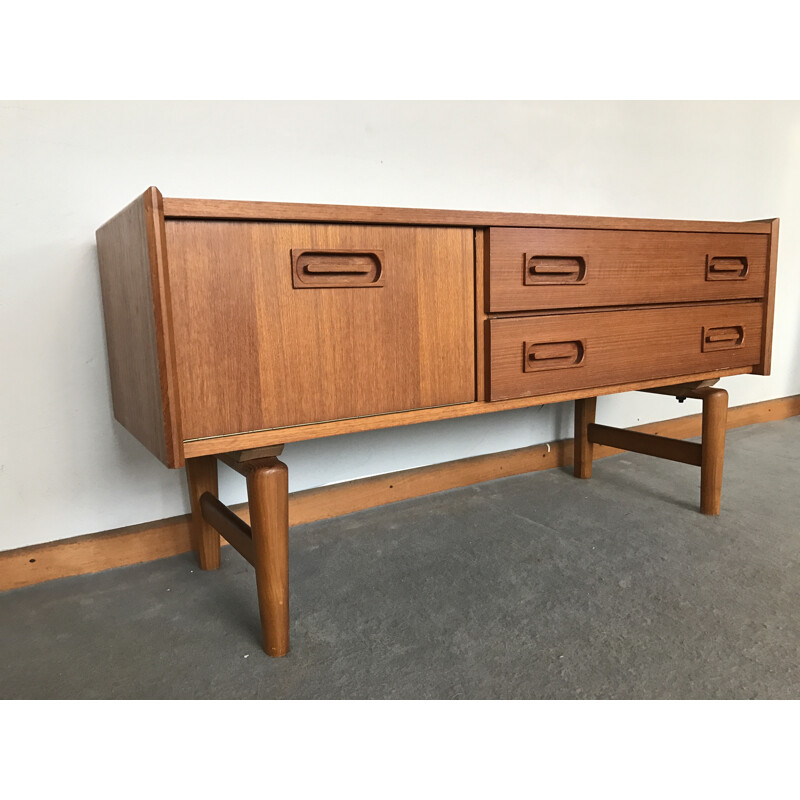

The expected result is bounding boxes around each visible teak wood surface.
[200,492,254,566]
[96,188,183,466]
[581,382,729,515]
[181,367,753,457]
[759,218,780,374]
[488,303,764,401]
[96,189,778,465]
[573,396,597,479]
[245,457,290,657]
[487,228,769,312]
[93,189,780,656]
[699,387,729,515]
[162,196,773,234]
[165,220,475,440]
[185,455,221,570]
[4,393,799,594]
[588,424,703,466]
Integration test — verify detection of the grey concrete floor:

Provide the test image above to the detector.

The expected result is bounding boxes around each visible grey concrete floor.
[2,418,799,699]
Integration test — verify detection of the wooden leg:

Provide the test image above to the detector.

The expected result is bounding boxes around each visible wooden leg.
[185,456,221,570]
[574,396,597,479]
[699,387,728,516]
[246,457,290,657]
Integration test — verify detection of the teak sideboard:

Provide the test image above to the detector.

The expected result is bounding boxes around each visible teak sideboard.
[96,188,779,656]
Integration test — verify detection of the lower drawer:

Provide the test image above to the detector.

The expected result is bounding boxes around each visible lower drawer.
[488,303,764,401]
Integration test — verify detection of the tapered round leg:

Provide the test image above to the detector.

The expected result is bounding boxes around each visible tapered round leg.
[185,456,221,570]
[574,396,597,479]
[246,458,290,657]
[700,388,728,515]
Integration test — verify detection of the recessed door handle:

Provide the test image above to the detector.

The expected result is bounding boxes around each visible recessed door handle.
[524,255,587,285]
[524,340,585,372]
[303,262,372,275]
[292,249,385,288]
[702,325,744,352]
[706,255,748,280]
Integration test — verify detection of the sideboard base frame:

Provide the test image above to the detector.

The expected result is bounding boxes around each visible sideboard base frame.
[187,447,290,657]
[575,381,729,515]
[189,385,729,657]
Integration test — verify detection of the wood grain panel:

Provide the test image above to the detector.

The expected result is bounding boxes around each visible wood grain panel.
[5,393,798,592]
[474,229,487,401]
[165,221,474,439]
[181,367,754,456]
[488,228,770,312]
[96,187,183,466]
[162,196,772,234]
[755,218,780,375]
[588,424,703,466]
[489,303,764,401]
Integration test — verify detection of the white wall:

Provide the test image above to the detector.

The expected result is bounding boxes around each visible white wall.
[1,101,799,552]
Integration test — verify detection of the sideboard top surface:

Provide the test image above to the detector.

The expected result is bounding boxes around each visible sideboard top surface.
[161,193,774,234]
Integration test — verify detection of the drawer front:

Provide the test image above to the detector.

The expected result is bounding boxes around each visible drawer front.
[166,221,475,439]
[488,228,769,312]
[488,303,763,401]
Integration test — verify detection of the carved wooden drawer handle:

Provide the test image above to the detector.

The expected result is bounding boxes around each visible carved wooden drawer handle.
[304,262,371,274]
[706,255,748,280]
[524,255,587,285]
[523,340,585,372]
[702,325,744,352]
[292,249,384,288]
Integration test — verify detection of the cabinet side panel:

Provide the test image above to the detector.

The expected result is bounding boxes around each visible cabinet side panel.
[755,218,780,375]
[96,189,179,466]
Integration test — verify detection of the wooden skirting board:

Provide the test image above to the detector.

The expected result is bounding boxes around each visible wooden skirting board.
[2,394,799,593]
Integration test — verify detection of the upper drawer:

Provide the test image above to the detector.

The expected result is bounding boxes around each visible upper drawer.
[487,227,769,312]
